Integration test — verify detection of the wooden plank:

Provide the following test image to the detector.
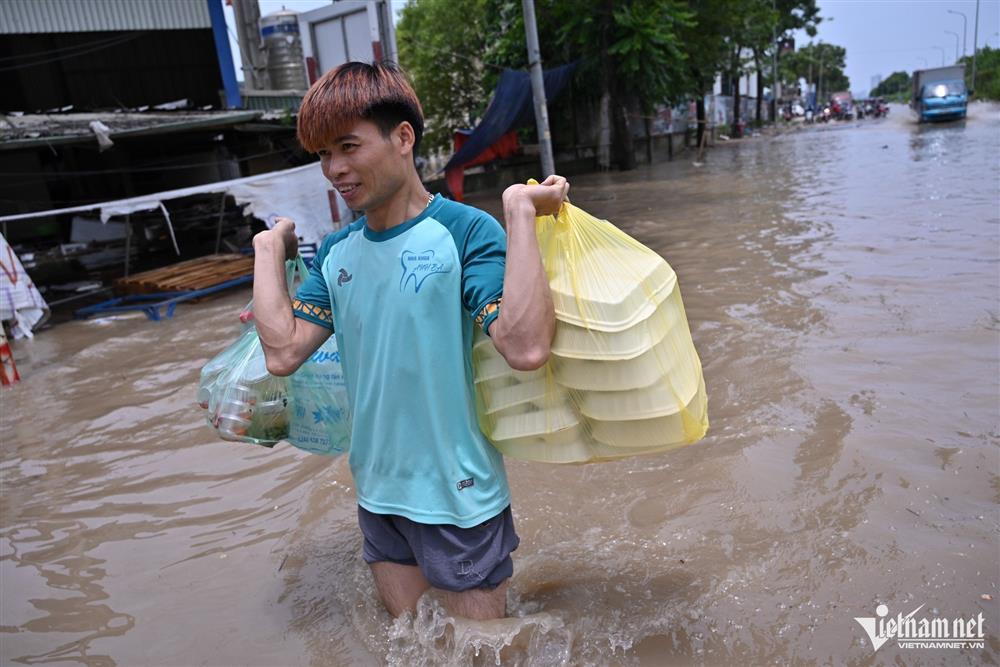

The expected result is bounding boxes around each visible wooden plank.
[114,254,254,295]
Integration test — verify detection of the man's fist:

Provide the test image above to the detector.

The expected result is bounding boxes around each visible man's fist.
[254,217,298,261]
[503,175,570,217]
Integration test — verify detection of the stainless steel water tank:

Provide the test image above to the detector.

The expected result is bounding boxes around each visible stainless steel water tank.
[260,9,308,90]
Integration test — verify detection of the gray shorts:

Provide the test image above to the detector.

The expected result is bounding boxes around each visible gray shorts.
[358,505,520,592]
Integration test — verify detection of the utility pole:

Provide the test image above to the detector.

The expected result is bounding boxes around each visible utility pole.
[807,50,812,106]
[946,30,960,63]
[947,9,967,57]
[522,0,555,178]
[817,44,824,108]
[771,0,778,122]
[931,46,946,66]
[232,0,270,90]
[972,0,980,93]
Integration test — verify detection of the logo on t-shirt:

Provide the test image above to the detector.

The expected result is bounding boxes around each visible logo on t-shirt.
[400,249,450,293]
[337,268,352,286]
[456,477,474,491]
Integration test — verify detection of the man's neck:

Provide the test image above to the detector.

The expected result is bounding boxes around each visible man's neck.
[365,173,430,233]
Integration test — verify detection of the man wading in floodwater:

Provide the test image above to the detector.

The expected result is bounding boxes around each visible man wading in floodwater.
[251,61,567,620]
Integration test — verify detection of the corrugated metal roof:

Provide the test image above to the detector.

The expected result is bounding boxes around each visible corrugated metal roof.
[0,0,212,34]
[0,110,262,150]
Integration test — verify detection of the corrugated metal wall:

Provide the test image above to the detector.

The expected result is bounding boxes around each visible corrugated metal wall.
[0,0,211,34]
[0,30,223,110]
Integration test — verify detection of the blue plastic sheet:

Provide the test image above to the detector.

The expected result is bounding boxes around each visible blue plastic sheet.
[445,63,577,170]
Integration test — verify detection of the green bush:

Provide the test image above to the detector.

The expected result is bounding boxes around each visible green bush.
[962,47,1000,100]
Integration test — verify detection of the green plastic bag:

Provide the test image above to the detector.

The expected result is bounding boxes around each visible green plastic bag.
[197,257,351,454]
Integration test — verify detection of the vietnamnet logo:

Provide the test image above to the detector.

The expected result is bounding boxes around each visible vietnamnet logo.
[855,603,986,651]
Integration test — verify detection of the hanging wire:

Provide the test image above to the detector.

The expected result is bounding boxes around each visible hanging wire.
[0,32,139,64]
[0,32,147,73]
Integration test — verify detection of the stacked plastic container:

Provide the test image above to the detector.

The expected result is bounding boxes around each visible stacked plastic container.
[473,200,708,464]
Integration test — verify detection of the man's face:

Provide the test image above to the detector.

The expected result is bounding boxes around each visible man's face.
[317,119,409,212]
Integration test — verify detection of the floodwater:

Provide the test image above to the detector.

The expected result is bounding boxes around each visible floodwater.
[2,103,998,666]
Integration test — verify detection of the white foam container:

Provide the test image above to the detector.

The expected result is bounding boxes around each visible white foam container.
[548,245,676,332]
[587,380,707,448]
[491,433,596,464]
[480,378,549,415]
[577,369,702,422]
[488,405,582,449]
[551,294,682,360]
[553,332,694,391]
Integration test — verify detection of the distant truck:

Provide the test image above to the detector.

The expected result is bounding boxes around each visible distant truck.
[298,1,398,84]
[911,65,968,122]
[830,91,854,120]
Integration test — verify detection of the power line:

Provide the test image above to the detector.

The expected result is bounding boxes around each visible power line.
[0,32,137,64]
[0,32,147,73]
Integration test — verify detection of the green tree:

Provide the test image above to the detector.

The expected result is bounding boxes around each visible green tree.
[870,71,911,100]
[396,0,517,154]
[678,0,735,146]
[961,46,1000,100]
[399,0,694,169]
[552,0,693,169]
[682,0,821,138]
[780,41,848,102]
[763,0,821,118]
[725,0,774,133]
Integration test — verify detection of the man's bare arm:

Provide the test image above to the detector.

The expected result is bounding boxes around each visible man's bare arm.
[489,176,568,370]
[252,219,331,376]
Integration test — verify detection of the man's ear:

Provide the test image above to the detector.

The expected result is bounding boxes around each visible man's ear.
[394,121,415,156]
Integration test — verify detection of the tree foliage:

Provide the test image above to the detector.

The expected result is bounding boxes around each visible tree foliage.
[780,41,849,97]
[397,0,836,165]
[396,0,523,153]
[961,46,1000,100]
[552,0,692,111]
[870,71,911,98]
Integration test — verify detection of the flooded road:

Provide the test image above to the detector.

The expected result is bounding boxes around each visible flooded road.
[3,103,998,666]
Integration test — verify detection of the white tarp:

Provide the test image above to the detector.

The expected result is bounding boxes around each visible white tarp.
[0,162,351,248]
[0,233,49,339]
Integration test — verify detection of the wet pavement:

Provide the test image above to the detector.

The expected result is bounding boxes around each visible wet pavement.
[2,103,998,666]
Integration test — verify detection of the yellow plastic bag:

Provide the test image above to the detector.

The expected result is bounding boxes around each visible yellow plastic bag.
[473,196,708,463]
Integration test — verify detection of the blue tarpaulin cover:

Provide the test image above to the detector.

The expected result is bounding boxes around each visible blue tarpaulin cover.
[445,63,577,170]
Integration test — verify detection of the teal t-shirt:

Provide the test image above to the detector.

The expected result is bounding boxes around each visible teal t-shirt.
[292,195,509,528]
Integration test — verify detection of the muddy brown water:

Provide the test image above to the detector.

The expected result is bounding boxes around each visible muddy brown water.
[3,104,998,666]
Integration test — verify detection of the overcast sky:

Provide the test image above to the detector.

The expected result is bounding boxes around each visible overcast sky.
[797,0,1000,95]
[227,0,1000,95]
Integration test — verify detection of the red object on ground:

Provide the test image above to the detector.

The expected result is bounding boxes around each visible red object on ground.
[445,130,520,201]
[305,57,319,85]
[0,335,19,387]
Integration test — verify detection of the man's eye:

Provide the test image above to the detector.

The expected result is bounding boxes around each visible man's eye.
[342,143,358,151]
[318,150,330,157]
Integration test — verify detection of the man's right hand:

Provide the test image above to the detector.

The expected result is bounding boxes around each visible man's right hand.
[254,217,298,261]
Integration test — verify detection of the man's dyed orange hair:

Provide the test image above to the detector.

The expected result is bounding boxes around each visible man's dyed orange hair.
[297,61,424,154]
